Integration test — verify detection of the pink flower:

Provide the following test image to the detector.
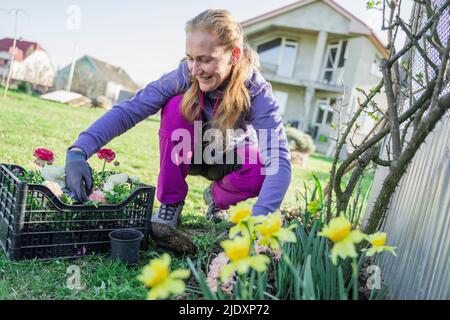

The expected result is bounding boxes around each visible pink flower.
[272,248,282,261]
[206,252,235,295]
[255,242,282,261]
[33,148,55,166]
[97,149,116,163]
[89,190,106,203]
[254,244,268,254]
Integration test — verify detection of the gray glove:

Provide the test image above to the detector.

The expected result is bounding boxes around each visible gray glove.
[65,149,93,203]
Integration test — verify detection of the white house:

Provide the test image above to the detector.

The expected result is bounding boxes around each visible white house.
[0,38,55,92]
[242,0,389,154]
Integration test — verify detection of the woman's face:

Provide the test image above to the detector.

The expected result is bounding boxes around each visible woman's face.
[186,30,234,92]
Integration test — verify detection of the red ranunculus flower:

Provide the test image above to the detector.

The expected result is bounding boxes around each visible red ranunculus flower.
[33,148,55,164]
[97,148,116,162]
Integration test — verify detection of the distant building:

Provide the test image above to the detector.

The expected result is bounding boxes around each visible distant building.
[55,55,140,105]
[243,0,389,154]
[0,38,56,92]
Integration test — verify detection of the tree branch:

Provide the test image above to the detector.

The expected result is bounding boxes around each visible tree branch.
[388,0,450,66]
[366,19,450,233]
[335,146,378,214]
[381,58,402,162]
[372,156,391,167]
[397,17,438,71]
[326,82,383,221]
[335,79,436,185]
[413,94,433,131]
[424,0,444,49]
[364,90,450,233]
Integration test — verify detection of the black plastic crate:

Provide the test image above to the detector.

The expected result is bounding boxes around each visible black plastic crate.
[0,164,155,261]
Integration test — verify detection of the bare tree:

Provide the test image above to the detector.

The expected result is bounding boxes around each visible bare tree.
[325,0,450,235]
[21,61,53,89]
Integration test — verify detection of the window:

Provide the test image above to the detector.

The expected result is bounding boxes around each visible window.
[273,90,288,115]
[312,98,336,140]
[338,41,347,68]
[257,37,298,77]
[323,43,339,83]
[278,40,297,77]
[257,38,282,63]
[322,40,347,84]
[315,103,334,125]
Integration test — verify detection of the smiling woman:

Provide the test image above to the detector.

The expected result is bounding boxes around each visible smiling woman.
[185,31,232,93]
[65,9,292,253]
[181,10,258,133]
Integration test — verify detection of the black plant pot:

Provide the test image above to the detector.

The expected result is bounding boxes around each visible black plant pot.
[108,229,144,264]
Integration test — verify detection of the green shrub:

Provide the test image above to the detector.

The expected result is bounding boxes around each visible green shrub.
[17,81,32,95]
[285,127,316,154]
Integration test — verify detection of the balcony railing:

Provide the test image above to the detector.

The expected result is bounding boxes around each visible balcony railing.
[260,65,344,93]
[261,62,279,76]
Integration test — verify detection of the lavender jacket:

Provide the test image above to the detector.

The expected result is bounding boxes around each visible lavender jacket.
[70,60,292,216]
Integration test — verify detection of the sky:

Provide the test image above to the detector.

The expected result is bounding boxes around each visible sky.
[0,0,413,87]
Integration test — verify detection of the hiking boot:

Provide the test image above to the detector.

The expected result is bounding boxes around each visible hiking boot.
[150,201,198,255]
[206,202,229,223]
[203,183,213,205]
[203,184,228,223]
[151,201,184,228]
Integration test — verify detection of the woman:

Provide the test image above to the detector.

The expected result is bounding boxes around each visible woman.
[65,9,292,252]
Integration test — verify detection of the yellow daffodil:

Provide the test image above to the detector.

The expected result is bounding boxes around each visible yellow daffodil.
[318,215,367,265]
[362,232,397,257]
[255,212,297,249]
[220,236,270,282]
[137,253,190,300]
[230,203,252,224]
[228,203,264,238]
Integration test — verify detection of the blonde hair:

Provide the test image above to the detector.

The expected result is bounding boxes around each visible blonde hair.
[181,9,260,131]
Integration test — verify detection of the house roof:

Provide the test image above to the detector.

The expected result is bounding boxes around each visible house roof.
[86,55,139,92]
[0,38,44,62]
[241,0,389,58]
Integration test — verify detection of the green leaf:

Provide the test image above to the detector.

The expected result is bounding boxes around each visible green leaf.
[312,173,324,211]
[416,71,424,83]
[302,255,316,300]
[186,258,217,300]
[337,266,347,300]
[282,255,302,299]
[366,0,381,9]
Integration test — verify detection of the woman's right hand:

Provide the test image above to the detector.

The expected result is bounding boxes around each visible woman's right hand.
[65,148,93,203]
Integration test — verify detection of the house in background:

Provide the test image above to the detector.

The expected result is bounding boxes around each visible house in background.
[0,38,55,92]
[55,55,139,106]
[242,0,388,154]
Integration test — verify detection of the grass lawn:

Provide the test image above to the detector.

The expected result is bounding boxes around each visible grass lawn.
[0,88,373,299]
